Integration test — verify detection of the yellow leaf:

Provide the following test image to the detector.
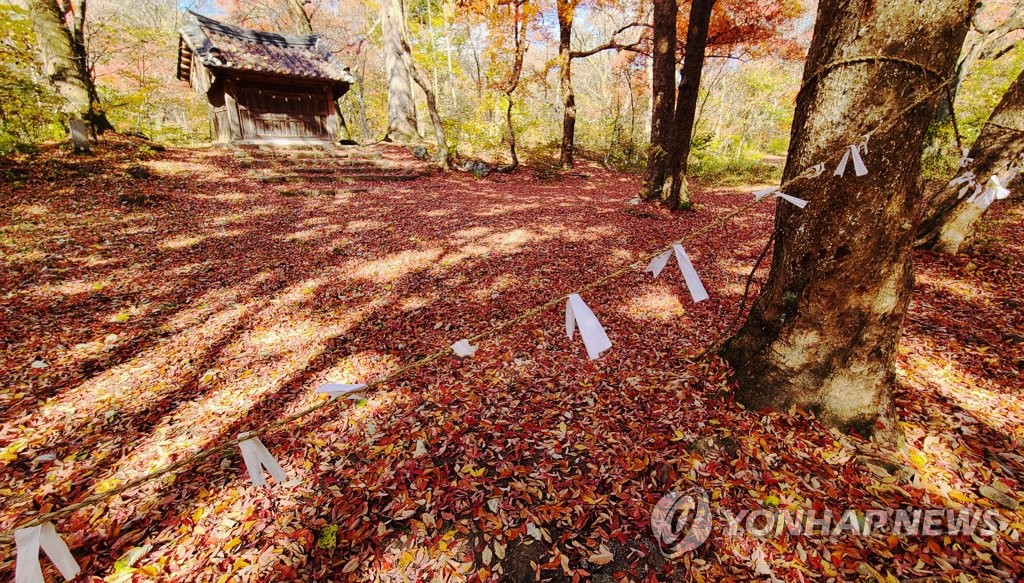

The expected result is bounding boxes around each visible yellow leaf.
[139,565,160,576]
[223,537,242,552]
[399,551,414,568]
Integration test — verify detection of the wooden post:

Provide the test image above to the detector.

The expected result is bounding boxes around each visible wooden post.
[224,77,243,141]
[324,86,340,141]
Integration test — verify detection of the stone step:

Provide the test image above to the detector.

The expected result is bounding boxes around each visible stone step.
[254,172,425,184]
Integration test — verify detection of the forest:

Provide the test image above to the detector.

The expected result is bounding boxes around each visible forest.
[1,0,1023,580]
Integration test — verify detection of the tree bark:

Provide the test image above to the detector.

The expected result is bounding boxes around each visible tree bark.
[642,0,677,200]
[917,68,1024,253]
[402,39,452,170]
[498,0,529,172]
[660,0,714,210]
[26,0,111,141]
[284,0,314,34]
[934,2,1024,122]
[720,0,973,445]
[381,0,419,142]
[557,0,577,168]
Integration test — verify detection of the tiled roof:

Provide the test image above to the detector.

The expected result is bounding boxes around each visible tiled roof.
[178,11,355,83]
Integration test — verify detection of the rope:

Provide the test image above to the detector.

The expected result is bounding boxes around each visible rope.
[0,73,958,544]
[687,231,777,363]
[798,55,944,100]
[985,120,1024,134]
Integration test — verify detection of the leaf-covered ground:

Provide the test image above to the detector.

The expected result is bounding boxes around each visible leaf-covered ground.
[1,137,1021,581]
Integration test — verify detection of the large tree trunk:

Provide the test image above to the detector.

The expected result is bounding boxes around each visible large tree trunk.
[26,0,111,142]
[381,0,419,142]
[917,69,1024,253]
[660,0,714,210]
[557,0,577,169]
[720,0,973,445]
[641,0,677,200]
[402,39,453,170]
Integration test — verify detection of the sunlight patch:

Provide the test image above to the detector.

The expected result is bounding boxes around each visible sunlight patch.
[623,288,686,322]
[351,248,444,283]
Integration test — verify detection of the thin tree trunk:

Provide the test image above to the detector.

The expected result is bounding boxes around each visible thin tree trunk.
[381,0,419,142]
[557,0,577,168]
[403,39,452,170]
[720,0,973,446]
[917,69,1024,253]
[642,0,677,200]
[27,0,111,141]
[499,0,529,172]
[660,0,714,210]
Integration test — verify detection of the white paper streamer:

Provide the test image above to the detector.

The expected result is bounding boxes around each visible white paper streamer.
[450,339,477,357]
[565,294,612,360]
[238,432,287,487]
[672,246,709,303]
[959,147,973,168]
[753,187,778,202]
[808,163,826,177]
[15,523,80,583]
[949,171,976,188]
[316,383,367,398]
[834,144,868,177]
[774,193,808,208]
[970,175,1011,209]
[645,249,673,278]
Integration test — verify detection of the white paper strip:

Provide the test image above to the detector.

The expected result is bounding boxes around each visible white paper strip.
[834,144,868,177]
[753,187,778,202]
[316,383,367,398]
[959,147,973,168]
[15,523,80,583]
[565,294,612,360]
[808,163,825,177]
[645,249,673,278]
[774,193,808,208]
[949,171,976,188]
[672,246,709,303]
[451,339,477,357]
[970,175,1011,209]
[238,432,287,487]
[988,175,1011,200]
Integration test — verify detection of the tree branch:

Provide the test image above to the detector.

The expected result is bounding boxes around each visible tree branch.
[569,22,645,60]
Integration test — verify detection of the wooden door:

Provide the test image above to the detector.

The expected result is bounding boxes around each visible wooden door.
[236,86,329,140]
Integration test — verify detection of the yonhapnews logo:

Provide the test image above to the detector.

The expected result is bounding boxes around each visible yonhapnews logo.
[651,488,1012,558]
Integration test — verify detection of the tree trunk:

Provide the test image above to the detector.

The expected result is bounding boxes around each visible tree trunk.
[660,0,714,210]
[403,39,453,170]
[934,3,1024,122]
[381,0,419,142]
[284,0,314,34]
[27,0,111,142]
[557,0,577,168]
[498,0,529,172]
[917,68,1024,253]
[642,0,677,200]
[720,0,973,445]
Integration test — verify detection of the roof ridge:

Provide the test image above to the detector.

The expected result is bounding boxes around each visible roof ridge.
[186,10,320,47]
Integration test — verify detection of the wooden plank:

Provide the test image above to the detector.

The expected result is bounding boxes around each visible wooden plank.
[223,77,243,141]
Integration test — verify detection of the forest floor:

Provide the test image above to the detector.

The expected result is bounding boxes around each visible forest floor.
[1,135,1022,582]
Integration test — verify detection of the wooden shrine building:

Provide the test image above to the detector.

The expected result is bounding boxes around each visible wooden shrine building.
[176,11,355,144]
